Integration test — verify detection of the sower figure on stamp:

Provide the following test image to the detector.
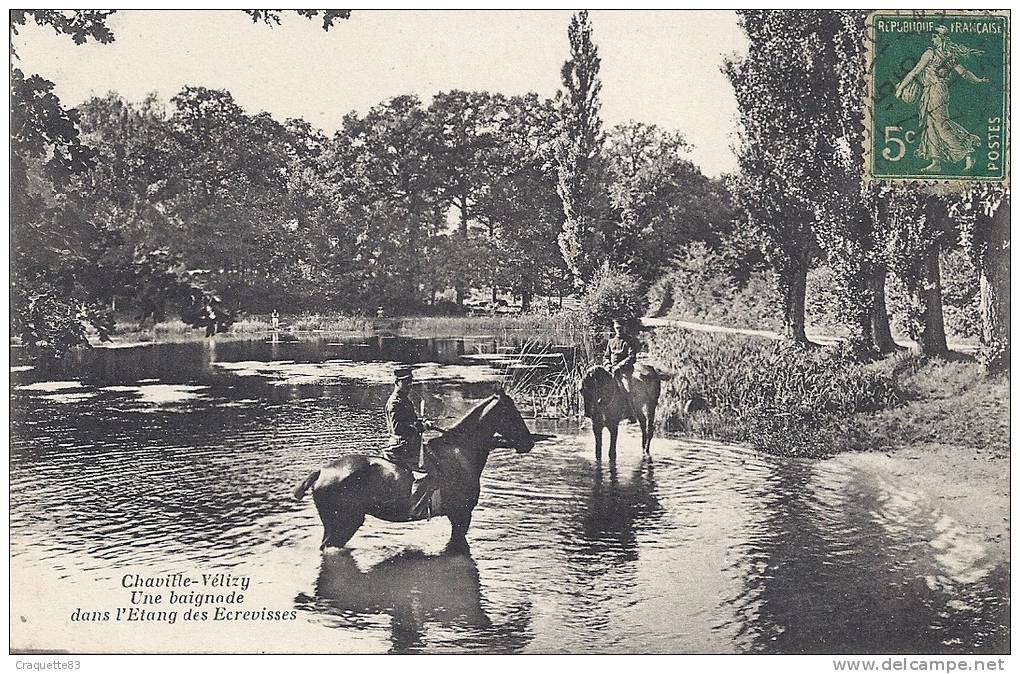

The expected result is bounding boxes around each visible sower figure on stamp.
[895,25,989,173]
[383,366,440,517]
[604,318,641,422]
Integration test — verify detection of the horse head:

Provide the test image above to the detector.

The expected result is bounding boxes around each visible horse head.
[580,366,615,418]
[488,383,534,454]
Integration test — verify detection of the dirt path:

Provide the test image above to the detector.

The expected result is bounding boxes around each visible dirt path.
[641,316,979,354]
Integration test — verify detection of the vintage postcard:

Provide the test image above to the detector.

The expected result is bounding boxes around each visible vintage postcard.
[9,8,1010,662]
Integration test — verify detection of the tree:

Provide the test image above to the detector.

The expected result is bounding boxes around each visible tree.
[9,10,348,357]
[604,121,734,286]
[728,10,906,355]
[725,12,822,343]
[427,90,503,304]
[555,10,611,286]
[809,10,896,356]
[955,187,1010,372]
[157,87,307,310]
[472,94,567,310]
[877,189,955,357]
[318,97,446,310]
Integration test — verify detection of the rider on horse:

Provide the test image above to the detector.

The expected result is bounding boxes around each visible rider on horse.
[604,317,640,421]
[384,366,439,517]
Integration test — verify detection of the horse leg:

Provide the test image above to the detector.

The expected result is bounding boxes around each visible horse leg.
[593,420,604,461]
[644,405,656,454]
[449,511,473,542]
[314,491,364,551]
[329,513,366,550]
[637,408,649,452]
[608,423,619,460]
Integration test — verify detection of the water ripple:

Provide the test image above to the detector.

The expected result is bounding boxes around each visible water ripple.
[10,336,1009,654]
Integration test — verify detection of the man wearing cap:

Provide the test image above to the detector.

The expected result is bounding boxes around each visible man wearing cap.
[384,366,437,517]
[384,366,425,466]
[604,318,640,421]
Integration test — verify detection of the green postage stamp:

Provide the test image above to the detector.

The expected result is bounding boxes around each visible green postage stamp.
[865,10,1009,183]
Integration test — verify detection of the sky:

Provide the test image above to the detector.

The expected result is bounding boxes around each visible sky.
[13,10,749,177]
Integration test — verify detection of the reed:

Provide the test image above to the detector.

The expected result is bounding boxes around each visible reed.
[649,327,903,456]
[499,339,595,419]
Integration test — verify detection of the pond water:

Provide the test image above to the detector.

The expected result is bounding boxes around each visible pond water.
[9,334,1009,654]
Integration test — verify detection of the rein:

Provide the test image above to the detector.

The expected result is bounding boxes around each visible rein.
[425,396,502,475]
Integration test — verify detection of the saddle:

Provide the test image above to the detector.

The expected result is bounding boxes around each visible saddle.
[379,455,442,520]
[610,371,638,423]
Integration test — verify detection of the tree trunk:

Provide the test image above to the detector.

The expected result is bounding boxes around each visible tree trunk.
[455,196,469,306]
[840,263,878,360]
[521,286,533,313]
[979,197,1010,373]
[869,265,897,354]
[916,246,949,358]
[780,256,809,343]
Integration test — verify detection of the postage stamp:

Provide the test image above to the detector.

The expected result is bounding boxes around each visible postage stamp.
[864,10,1009,184]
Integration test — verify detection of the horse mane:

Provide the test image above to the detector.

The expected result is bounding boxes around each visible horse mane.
[431,394,499,443]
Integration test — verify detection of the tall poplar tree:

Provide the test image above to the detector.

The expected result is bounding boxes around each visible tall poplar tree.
[555,10,610,286]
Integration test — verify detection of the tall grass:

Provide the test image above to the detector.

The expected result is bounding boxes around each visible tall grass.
[393,312,588,345]
[499,339,594,419]
[649,327,903,456]
[288,314,375,332]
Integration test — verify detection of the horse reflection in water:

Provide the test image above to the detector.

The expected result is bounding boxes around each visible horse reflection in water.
[578,455,663,567]
[297,544,534,653]
[558,455,663,633]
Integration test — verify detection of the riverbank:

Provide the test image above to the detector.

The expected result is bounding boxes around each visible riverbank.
[838,356,1009,563]
[101,312,589,349]
[646,325,1008,562]
[832,444,1009,565]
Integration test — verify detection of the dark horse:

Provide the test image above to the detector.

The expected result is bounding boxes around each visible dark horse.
[580,364,670,459]
[293,386,535,550]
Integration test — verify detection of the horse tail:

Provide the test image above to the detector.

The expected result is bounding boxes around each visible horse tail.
[293,469,321,500]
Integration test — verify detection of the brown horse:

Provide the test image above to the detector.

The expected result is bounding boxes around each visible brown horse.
[293,386,535,550]
[580,364,670,459]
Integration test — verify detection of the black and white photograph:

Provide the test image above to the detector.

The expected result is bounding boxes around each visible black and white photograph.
[8,8,1011,660]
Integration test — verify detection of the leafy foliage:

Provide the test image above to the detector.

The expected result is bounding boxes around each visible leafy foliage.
[578,265,646,334]
[648,243,781,329]
[243,10,351,30]
[724,12,822,340]
[10,10,117,50]
[604,123,734,285]
[9,9,344,360]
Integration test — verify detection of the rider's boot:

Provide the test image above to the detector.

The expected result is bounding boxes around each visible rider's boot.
[410,477,432,519]
[616,373,637,423]
[409,453,440,519]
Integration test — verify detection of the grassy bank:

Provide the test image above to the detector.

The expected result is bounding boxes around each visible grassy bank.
[106,313,377,345]
[647,327,1006,459]
[383,313,588,344]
